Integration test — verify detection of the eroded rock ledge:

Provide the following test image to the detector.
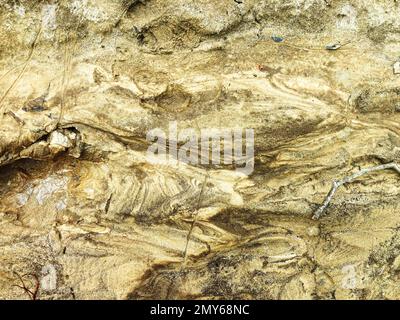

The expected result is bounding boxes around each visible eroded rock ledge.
[0,0,400,299]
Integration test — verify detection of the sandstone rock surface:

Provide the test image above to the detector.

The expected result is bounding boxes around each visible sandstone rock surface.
[1,0,400,299]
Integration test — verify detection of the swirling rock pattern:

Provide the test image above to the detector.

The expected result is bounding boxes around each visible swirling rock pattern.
[0,0,400,299]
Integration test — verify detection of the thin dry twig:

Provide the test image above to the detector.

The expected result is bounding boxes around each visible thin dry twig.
[58,12,85,128]
[163,173,209,299]
[0,26,42,112]
[114,0,141,27]
[12,272,40,300]
[182,174,208,264]
[313,162,400,220]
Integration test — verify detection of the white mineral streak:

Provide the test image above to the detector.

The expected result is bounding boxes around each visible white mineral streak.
[70,0,108,23]
[42,4,57,39]
[40,264,57,291]
[34,176,67,205]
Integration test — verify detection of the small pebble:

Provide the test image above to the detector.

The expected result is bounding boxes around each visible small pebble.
[392,255,400,271]
[325,43,341,50]
[307,226,320,237]
[271,36,284,43]
[393,61,400,74]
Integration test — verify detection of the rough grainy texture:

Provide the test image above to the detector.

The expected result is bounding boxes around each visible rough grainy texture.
[0,0,400,300]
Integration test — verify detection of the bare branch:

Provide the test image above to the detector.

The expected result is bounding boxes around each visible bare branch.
[313,162,400,220]
[12,272,40,300]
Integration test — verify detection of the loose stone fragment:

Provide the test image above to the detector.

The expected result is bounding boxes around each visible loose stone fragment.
[271,36,284,43]
[325,43,341,50]
[394,61,400,74]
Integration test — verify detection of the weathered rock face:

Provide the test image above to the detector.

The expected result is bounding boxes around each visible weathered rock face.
[0,0,400,300]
